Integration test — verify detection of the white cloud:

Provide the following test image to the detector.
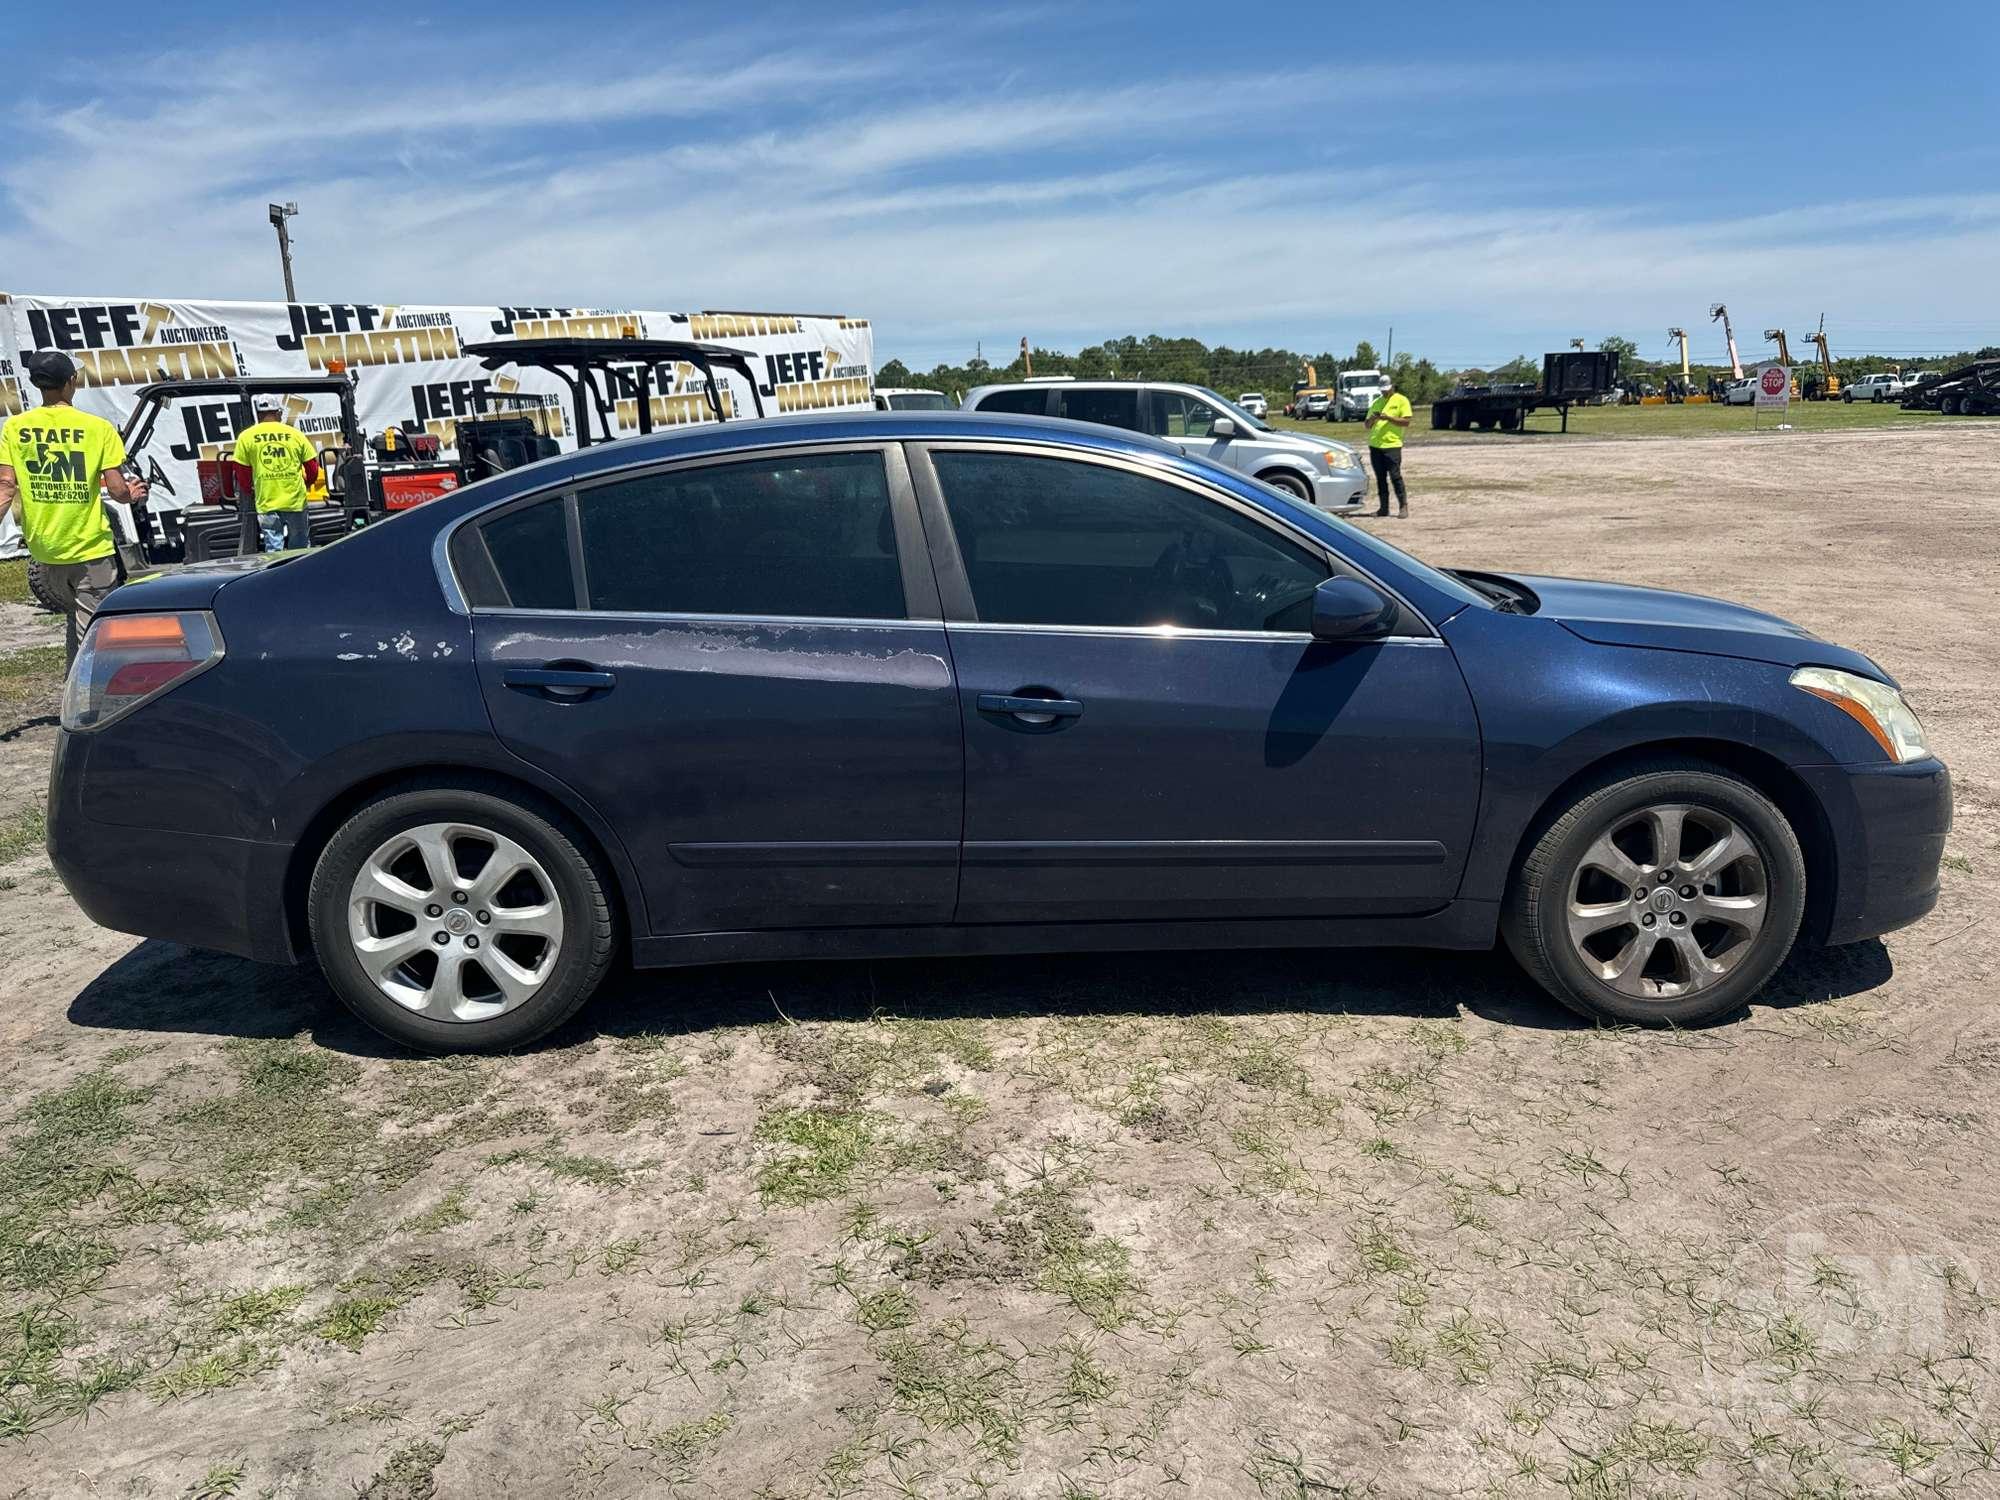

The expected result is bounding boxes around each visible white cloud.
[2,28,1994,370]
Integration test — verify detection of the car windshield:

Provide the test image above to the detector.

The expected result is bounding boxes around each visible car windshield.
[885,391,953,411]
[1194,387,1272,431]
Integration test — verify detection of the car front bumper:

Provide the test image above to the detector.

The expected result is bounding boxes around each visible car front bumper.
[46,730,301,965]
[1312,468,1367,510]
[1797,757,1951,945]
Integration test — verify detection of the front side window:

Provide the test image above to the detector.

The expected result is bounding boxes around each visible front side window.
[1055,387,1141,431]
[1152,391,1218,439]
[931,452,1328,632]
[576,451,905,619]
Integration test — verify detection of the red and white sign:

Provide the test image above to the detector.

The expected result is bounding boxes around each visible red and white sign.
[1755,362,1791,412]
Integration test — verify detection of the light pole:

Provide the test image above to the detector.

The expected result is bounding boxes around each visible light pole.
[268,202,299,301]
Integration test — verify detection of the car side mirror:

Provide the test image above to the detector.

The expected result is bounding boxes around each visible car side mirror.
[1210,416,1238,440]
[1310,577,1399,642]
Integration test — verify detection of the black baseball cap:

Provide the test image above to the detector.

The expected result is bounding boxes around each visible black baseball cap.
[26,350,76,390]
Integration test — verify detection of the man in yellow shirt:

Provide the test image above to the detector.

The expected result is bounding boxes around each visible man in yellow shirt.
[0,352,150,660]
[1363,376,1413,518]
[229,396,322,552]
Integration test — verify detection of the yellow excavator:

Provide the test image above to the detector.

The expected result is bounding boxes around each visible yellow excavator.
[1762,330,1802,398]
[1800,316,1841,401]
[1666,327,1709,402]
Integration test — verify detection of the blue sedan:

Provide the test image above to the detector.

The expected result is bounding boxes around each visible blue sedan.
[48,412,1949,1050]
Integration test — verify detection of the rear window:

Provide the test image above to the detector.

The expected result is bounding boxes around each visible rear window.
[478,497,574,609]
[972,388,1051,416]
[575,451,905,620]
[1054,387,1142,431]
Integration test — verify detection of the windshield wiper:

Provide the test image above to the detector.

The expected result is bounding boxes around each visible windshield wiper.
[1449,569,1530,614]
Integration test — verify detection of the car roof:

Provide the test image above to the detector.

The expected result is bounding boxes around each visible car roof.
[965,379,1220,401]
[415,409,1187,525]
[873,387,946,397]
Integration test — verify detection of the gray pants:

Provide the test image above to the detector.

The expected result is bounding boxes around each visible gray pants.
[42,555,122,663]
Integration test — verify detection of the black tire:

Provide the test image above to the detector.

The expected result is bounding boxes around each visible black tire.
[25,560,64,614]
[307,779,618,1052]
[1258,470,1312,503]
[1502,760,1806,1028]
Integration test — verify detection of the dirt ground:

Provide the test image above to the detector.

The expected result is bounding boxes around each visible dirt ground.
[2,423,1998,1500]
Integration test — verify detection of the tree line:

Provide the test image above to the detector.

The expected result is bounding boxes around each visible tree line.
[877,333,2000,405]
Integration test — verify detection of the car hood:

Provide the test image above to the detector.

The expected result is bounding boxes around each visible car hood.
[1507,573,1892,681]
[1262,427,1350,455]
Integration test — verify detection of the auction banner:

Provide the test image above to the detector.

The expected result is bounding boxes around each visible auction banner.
[0,294,874,556]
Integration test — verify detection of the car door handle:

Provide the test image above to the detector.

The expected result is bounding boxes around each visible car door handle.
[977,693,1084,725]
[503,666,616,699]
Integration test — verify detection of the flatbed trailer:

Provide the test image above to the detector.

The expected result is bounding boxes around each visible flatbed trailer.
[1430,351,1620,434]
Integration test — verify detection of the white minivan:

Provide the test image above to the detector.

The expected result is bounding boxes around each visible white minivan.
[964,380,1366,510]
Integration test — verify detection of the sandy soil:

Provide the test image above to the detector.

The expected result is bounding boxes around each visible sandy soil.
[1,424,1997,1499]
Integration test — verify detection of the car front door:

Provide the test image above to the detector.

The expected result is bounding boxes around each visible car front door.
[906,443,1482,924]
[461,443,962,935]
[1150,389,1225,467]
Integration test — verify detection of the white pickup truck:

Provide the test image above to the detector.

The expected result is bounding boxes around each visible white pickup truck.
[1844,373,1908,403]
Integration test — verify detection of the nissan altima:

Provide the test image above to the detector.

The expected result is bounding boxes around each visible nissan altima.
[48,412,1949,1051]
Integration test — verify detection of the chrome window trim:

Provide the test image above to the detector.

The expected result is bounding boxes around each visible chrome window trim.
[468,607,932,630]
[943,621,1447,646]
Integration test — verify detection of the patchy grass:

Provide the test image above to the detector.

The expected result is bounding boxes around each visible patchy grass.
[314,1296,402,1351]
[0,560,33,607]
[0,801,46,865]
[0,644,64,715]
[1266,396,1963,443]
[755,1105,877,1205]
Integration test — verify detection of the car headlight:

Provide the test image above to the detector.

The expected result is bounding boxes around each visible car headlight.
[1790,666,1933,763]
[1323,449,1359,472]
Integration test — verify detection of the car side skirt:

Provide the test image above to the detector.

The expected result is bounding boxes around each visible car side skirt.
[630,899,1499,969]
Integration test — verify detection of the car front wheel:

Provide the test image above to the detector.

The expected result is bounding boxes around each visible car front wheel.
[1259,470,1312,503]
[308,781,617,1052]
[1503,762,1806,1027]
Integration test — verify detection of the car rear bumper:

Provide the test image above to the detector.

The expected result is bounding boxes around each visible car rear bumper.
[1798,758,1951,945]
[47,731,300,965]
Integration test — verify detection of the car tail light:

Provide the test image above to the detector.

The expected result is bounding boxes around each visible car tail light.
[61,611,225,732]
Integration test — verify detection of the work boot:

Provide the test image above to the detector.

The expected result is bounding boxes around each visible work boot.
[1374,506,1389,517]
[1397,504,1408,518]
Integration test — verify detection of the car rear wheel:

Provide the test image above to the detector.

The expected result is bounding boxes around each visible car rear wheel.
[308,782,617,1052]
[1259,471,1312,503]
[1503,762,1805,1027]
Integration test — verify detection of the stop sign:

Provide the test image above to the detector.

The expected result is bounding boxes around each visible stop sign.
[1761,366,1787,396]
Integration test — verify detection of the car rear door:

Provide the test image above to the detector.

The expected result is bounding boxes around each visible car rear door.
[457,442,962,935]
[906,441,1482,924]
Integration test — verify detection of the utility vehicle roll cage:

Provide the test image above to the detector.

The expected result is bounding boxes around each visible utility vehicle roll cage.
[460,338,767,447]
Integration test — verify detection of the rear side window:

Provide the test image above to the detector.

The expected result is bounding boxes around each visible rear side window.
[931,452,1328,632]
[1055,387,1141,431]
[576,451,905,619]
[479,497,575,609]
[972,388,1051,416]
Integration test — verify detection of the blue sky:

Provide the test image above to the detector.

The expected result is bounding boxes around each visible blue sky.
[4,2,1995,370]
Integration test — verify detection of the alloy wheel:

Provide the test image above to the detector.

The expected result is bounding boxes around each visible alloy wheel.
[346,822,565,1021]
[1564,802,1769,1000]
